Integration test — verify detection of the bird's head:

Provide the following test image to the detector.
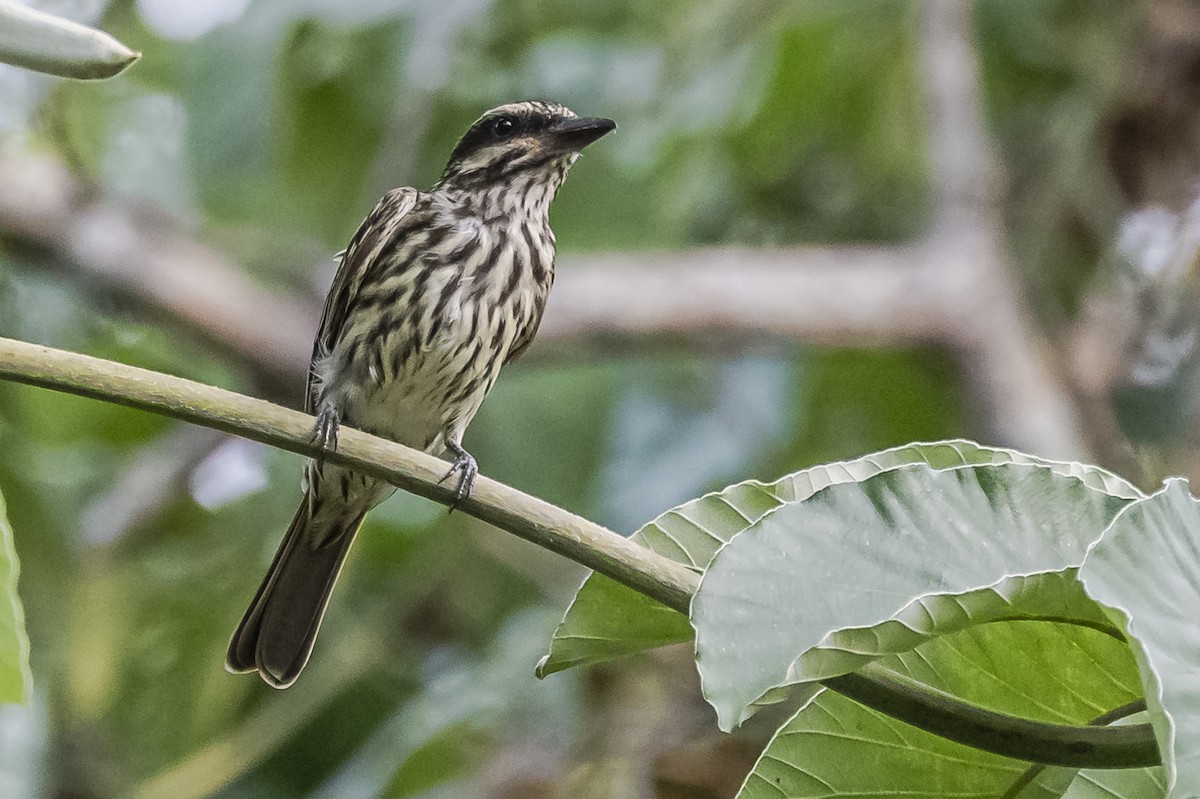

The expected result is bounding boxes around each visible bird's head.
[436,101,616,196]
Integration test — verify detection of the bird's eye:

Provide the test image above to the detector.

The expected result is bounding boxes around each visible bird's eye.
[489,116,515,139]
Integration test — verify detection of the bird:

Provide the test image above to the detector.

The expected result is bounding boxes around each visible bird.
[226,100,616,688]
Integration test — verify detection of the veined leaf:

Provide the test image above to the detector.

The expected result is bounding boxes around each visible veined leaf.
[1079,479,1200,797]
[693,463,1130,729]
[737,622,1152,799]
[539,440,1139,677]
[1058,765,1167,798]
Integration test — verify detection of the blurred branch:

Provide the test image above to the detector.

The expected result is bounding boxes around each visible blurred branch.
[547,245,953,345]
[0,151,1085,457]
[0,154,949,364]
[0,336,1160,769]
[914,0,1090,461]
[0,154,317,387]
[0,0,139,80]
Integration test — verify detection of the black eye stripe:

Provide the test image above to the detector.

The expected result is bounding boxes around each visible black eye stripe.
[442,104,578,176]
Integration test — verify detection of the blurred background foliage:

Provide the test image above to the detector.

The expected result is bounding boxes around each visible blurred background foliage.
[0,0,1195,796]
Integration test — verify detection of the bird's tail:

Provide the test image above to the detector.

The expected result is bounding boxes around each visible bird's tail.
[226,495,365,688]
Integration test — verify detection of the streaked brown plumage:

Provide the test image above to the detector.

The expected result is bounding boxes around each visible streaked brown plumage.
[227,101,615,688]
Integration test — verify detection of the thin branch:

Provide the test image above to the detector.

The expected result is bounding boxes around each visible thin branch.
[0,336,698,611]
[0,336,1160,770]
[80,424,226,547]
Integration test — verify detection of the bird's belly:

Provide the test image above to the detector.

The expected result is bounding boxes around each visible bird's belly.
[349,381,449,452]
[345,317,499,452]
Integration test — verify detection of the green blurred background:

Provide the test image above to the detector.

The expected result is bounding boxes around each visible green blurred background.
[2,0,1198,796]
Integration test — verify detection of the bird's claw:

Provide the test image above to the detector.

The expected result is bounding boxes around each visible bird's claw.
[312,406,340,454]
[437,444,477,512]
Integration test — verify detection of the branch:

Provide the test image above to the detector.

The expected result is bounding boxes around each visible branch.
[0,336,695,612]
[0,154,951,374]
[81,425,225,547]
[0,336,1160,769]
[547,245,955,345]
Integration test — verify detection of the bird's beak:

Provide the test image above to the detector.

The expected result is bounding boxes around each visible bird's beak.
[549,116,617,151]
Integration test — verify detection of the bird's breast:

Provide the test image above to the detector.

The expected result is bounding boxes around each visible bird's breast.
[331,197,556,441]
[345,219,553,445]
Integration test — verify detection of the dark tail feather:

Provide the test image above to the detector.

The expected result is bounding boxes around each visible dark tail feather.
[226,498,365,689]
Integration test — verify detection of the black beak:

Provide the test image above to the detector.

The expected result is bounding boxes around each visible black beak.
[550,116,617,151]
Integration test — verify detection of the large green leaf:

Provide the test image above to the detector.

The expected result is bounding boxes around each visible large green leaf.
[737,622,1150,799]
[1058,765,1168,798]
[539,440,1139,677]
[0,486,30,704]
[1078,479,1200,796]
[693,463,1131,729]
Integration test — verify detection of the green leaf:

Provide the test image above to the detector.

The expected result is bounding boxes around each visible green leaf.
[743,690,1019,799]
[0,486,30,704]
[1058,765,1168,798]
[694,463,1131,729]
[1078,479,1200,796]
[539,440,1138,678]
[738,622,1149,799]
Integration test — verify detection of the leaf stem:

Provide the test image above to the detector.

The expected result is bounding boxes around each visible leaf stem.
[998,700,1151,797]
[0,336,1162,769]
[827,667,1158,769]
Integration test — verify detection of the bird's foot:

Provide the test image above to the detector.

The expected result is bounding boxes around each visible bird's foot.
[311,406,340,454]
[437,442,477,512]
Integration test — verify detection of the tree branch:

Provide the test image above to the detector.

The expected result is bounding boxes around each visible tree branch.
[0,153,951,375]
[0,336,1160,769]
[0,336,696,612]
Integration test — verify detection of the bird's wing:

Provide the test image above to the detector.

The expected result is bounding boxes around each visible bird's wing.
[306,187,419,413]
[504,272,555,366]
[504,307,545,366]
